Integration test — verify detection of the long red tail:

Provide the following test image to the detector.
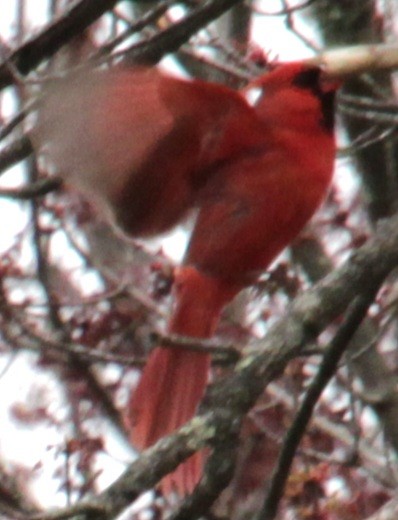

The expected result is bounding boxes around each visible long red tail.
[128,267,239,495]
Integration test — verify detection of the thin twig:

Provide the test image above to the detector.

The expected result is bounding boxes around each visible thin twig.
[259,287,381,520]
[97,0,174,57]
[0,0,120,90]
[120,0,243,64]
[339,103,398,125]
[155,331,241,364]
[253,0,316,16]
[0,177,62,199]
[3,210,397,520]
[0,135,32,174]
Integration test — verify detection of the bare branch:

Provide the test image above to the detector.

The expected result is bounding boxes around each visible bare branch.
[0,0,120,90]
[155,331,241,364]
[365,495,398,520]
[121,0,245,64]
[0,136,32,174]
[253,0,317,16]
[0,177,62,199]
[308,43,398,78]
[260,289,380,520]
[32,210,398,520]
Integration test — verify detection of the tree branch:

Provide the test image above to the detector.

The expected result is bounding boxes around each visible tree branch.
[0,0,245,91]
[41,211,398,520]
[0,0,120,90]
[121,0,244,64]
[169,439,238,520]
[365,495,398,520]
[0,177,62,199]
[0,136,32,174]
[260,289,381,520]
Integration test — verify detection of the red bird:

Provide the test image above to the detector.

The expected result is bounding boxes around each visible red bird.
[32,62,338,495]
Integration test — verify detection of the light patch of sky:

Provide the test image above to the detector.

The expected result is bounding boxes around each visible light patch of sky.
[325,476,351,500]
[18,0,50,34]
[0,353,69,505]
[49,228,107,297]
[0,0,50,45]
[157,225,191,263]
[0,87,31,252]
[0,3,16,42]
[0,179,30,253]
[251,2,318,61]
[49,229,82,268]
[0,350,136,506]
[334,155,360,201]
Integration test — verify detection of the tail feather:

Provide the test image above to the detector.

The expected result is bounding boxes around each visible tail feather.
[128,267,240,494]
[131,347,210,495]
[131,347,210,451]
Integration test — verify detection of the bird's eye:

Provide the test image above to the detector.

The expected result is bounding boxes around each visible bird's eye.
[292,67,321,91]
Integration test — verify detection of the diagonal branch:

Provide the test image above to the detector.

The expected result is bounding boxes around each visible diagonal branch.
[169,432,239,519]
[0,0,244,91]
[122,0,244,64]
[0,0,120,90]
[260,289,381,520]
[25,211,398,519]
[0,136,32,174]
[0,177,61,199]
[365,495,398,520]
[79,212,398,519]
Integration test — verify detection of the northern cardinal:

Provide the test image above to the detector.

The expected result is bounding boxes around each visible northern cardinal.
[32,62,338,495]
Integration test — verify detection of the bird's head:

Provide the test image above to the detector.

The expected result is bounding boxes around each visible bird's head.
[245,62,341,132]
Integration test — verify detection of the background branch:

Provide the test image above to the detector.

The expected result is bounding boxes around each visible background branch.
[37,210,398,520]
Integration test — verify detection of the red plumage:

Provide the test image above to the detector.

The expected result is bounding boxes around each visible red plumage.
[32,62,338,495]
